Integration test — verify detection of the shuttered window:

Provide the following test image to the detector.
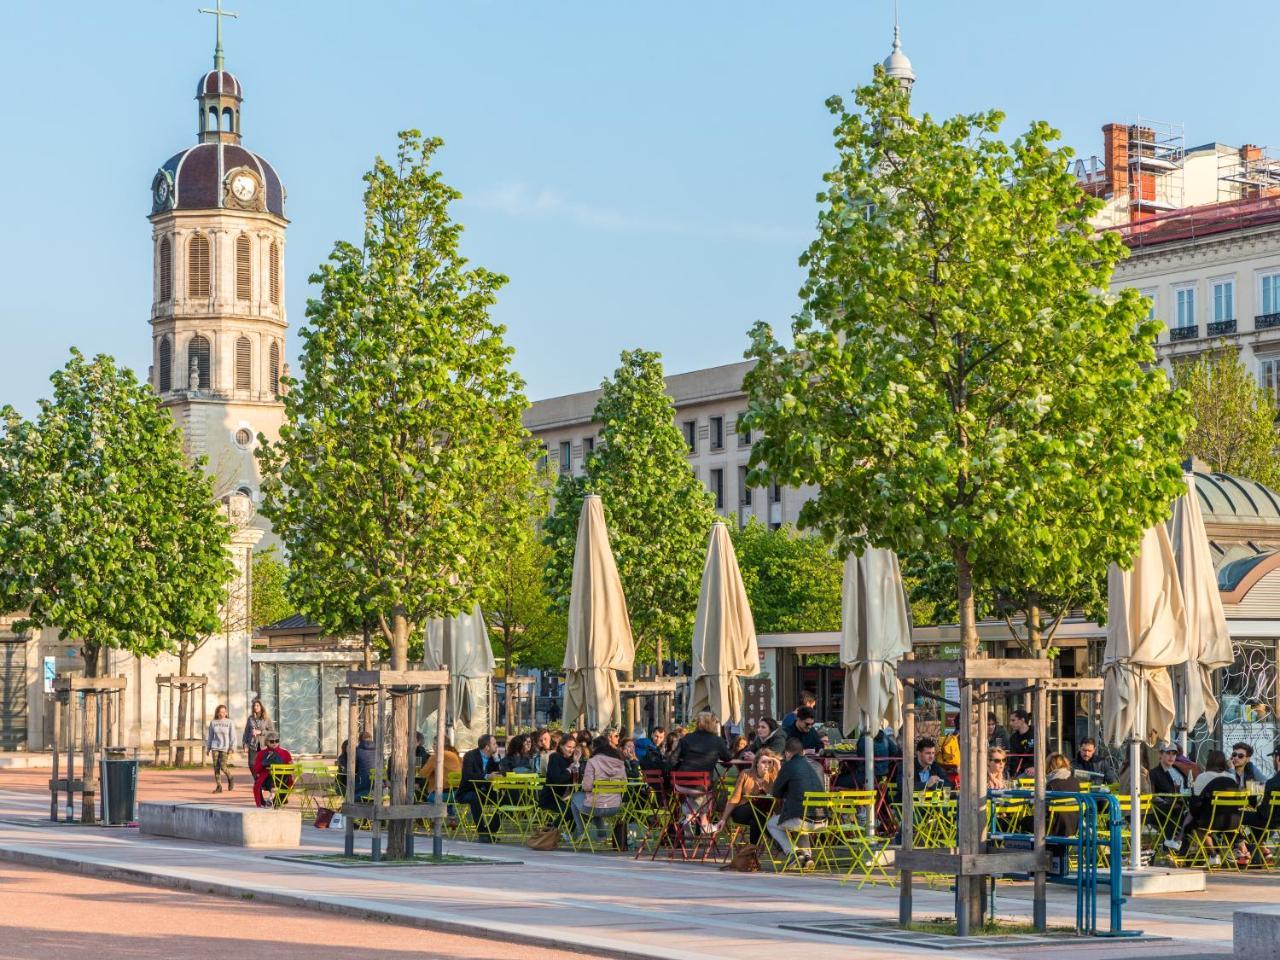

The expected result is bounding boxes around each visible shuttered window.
[269,241,281,305]
[159,237,172,302]
[236,235,252,300]
[235,336,252,390]
[269,341,280,395]
[188,335,211,390]
[188,234,210,298]
[158,337,172,393]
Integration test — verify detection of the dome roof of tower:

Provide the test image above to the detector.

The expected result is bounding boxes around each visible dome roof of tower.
[151,142,285,218]
[197,70,243,99]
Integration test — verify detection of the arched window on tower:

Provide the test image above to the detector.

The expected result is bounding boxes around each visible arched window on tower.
[235,336,252,391]
[188,234,210,298]
[269,241,281,305]
[208,106,220,132]
[188,335,211,391]
[158,336,172,394]
[269,341,281,396]
[158,237,172,303]
[236,235,252,300]
[222,107,235,135]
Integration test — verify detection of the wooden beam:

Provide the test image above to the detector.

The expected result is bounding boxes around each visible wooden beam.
[1039,677,1104,692]
[54,677,127,693]
[896,658,1054,682]
[343,669,449,688]
[894,848,1049,876]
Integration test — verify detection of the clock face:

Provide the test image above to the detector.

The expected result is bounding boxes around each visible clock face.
[153,174,171,209]
[231,173,257,202]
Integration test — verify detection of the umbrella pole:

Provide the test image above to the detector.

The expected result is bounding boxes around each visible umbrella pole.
[863,725,875,837]
[1129,736,1141,870]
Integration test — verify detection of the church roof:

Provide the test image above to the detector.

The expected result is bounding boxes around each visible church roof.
[153,142,285,218]
[197,69,242,99]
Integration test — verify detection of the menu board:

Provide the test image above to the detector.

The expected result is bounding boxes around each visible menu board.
[741,677,774,730]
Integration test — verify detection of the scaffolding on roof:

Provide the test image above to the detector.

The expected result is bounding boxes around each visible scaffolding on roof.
[1128,117,1184,215]
[1219,145,1280,201]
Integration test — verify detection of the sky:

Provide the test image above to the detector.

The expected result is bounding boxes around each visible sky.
[2,1,1275,416]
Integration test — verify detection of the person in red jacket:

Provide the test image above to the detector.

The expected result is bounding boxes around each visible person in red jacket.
[251,735,293,808]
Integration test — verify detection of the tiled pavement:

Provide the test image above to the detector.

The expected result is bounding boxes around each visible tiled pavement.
[0,782,1244,960]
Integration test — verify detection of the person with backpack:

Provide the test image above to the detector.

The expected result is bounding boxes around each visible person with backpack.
[242,699,275,754]
[251,734,293,808]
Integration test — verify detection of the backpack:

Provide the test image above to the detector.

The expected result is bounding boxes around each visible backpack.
[938,733,961,768]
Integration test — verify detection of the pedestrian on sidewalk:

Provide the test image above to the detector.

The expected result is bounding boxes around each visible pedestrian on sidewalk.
[206,704,236,793]
[242,699,274,754]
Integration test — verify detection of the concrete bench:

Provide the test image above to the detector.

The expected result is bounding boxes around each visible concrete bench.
[1236,907,1280,959]
[138,802,300,848]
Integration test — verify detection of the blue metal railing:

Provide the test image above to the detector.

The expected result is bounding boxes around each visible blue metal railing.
[986,788,1138,938]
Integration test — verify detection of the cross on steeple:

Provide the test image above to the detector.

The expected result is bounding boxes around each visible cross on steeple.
[198,0,238,72]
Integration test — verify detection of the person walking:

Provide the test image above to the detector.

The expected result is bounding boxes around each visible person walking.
[242,699,275,754]
[206,704,236,793]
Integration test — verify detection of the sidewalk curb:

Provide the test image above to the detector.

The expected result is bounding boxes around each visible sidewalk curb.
[0,845,703,960]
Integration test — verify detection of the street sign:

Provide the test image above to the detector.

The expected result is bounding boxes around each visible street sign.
[43,656,56,694]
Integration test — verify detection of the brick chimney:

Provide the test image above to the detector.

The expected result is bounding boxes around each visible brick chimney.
[1102,123,1129,198]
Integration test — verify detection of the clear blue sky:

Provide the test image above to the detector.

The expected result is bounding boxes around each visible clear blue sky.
[1,1,1272,415]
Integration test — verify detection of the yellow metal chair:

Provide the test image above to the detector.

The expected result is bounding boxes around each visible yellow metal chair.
[572,779,629,853]
[779,792,838,873]
[830,790,895,887]
[268,763,298,809]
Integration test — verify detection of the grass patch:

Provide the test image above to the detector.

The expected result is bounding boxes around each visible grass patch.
[901,918,1073,937]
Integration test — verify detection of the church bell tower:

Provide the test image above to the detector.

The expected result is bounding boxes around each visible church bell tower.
[147,4,287,542]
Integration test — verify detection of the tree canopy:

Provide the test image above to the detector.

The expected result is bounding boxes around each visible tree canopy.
[1174,349,1280,489]
[0,350,232,674]
[251,549,292,630]
[731,520,842,633]
[543,349,718,666]
[742,74,1190,657]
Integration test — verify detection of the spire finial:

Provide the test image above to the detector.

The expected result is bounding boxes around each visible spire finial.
[198,0,239,72]
[893,0,901,49]
[881,0,915,88]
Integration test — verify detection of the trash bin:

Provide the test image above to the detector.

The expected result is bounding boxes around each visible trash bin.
[100,757,138,825]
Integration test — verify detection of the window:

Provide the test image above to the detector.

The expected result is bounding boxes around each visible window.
[1140,289,1156,323]
[682,420,696,453]
[269,241,281,305]
[235,336,252,390]
[236,235,252,300]
[235,428,253,447]
[710,416,724,451]
[158,336,172,393]
[1262,273,1280,316]
[1261,357,1280,407]
[1212,278,1235,322]
[737,414,751,447]
[709,468,724,510]
[1175,285,1196,329]
[188,335,210,390]
[188,234,210,298]
[769,480,782,504]
[583,436,595,458]
[269,341,281,395]
[158,237,172,303]
[738,465,751,506]
[559,440,572,473]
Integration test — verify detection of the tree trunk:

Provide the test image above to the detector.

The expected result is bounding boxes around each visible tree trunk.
[360,624,374,732]
[175,648,191,765]
[386,609,411,859]
[655,637,664,677]
[80,642,101,824]
[1027,594,1044,659]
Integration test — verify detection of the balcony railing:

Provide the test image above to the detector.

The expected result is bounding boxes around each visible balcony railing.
[1206,319,1237,337]
[1169,325,1199,342]
[1258,313,1280,330]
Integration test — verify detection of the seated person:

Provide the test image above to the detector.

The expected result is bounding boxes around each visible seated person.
[781,707,827,753]
[729,734,751,762]
[672,712,731,831]
[987,713,1010,752]
[353,730,377,800]
[781,692,816,730]
[570,736,627,840]
[416,741,462,798]
[639,728,671,775]
[1181,749,1240,862]
[458,735,501,841]
[539,733,579,814]
[1045,752,1083,837]
[713,750,781,845]
[766,738,826,869]
[897,737,949,796]
[634,726,665,763]
[251,735,294,808]
[1150,741,1187,848]
[619,738,643,780]
[1073,737,1114,782]
[1230,742,1265,788]
[987,747,1011,790]
[500,733,536,774]
[335,739,349,797]
[748,717,788,759]
[1241,745,1280,861]
[415,732,428,769]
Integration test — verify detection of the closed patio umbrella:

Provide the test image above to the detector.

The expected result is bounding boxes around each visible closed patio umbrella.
[841,548,912,807]
[1167,473,1232,753]
[1104,521,1188,869]
[563,495,635,731]
[689,522,759,726]
[424,603,495,731]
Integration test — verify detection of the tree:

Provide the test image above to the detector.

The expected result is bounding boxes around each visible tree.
[543,350,718,667]
[1174,348,1280,489]
[731,520,842,633]
[488,461,567,684]
[258,131,532,858]
[251,548,292,630]
[742,74,1190,926]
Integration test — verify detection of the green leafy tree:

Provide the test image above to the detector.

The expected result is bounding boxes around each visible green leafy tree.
[1174,348,1280,489]
[251,549,292,630]
[258,131,532,858]
[544,350,718,667]
[731,520,842,633]
[742,74,1190,925]
[0,350,232,677]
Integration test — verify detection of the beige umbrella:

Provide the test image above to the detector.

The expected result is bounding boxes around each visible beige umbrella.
[689,522,759,725]
[424,603,495,729]
[1167,473,1232,752]
[563,495,635,731]
[1104,521,1188,869]
[841,548,913,807]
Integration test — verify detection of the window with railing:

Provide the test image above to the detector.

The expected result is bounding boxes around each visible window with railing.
[1175,285,1196,328]
[1209,278,1236,336]
[1259,274,1280,329]
[1261,357,1280,407]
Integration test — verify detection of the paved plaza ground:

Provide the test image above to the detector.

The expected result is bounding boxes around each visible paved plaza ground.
[0,767,1259,960]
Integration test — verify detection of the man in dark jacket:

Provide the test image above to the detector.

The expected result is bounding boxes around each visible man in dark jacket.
[897,737,948,797]
[765,738,826,868]
[1073,737,1115,782]
[781,707,827,752]
[1008,710,1034,775]
[353,731,378,799]
[458,734,500,840]
[987,713,1010,751]
[1243,746,1280,837]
